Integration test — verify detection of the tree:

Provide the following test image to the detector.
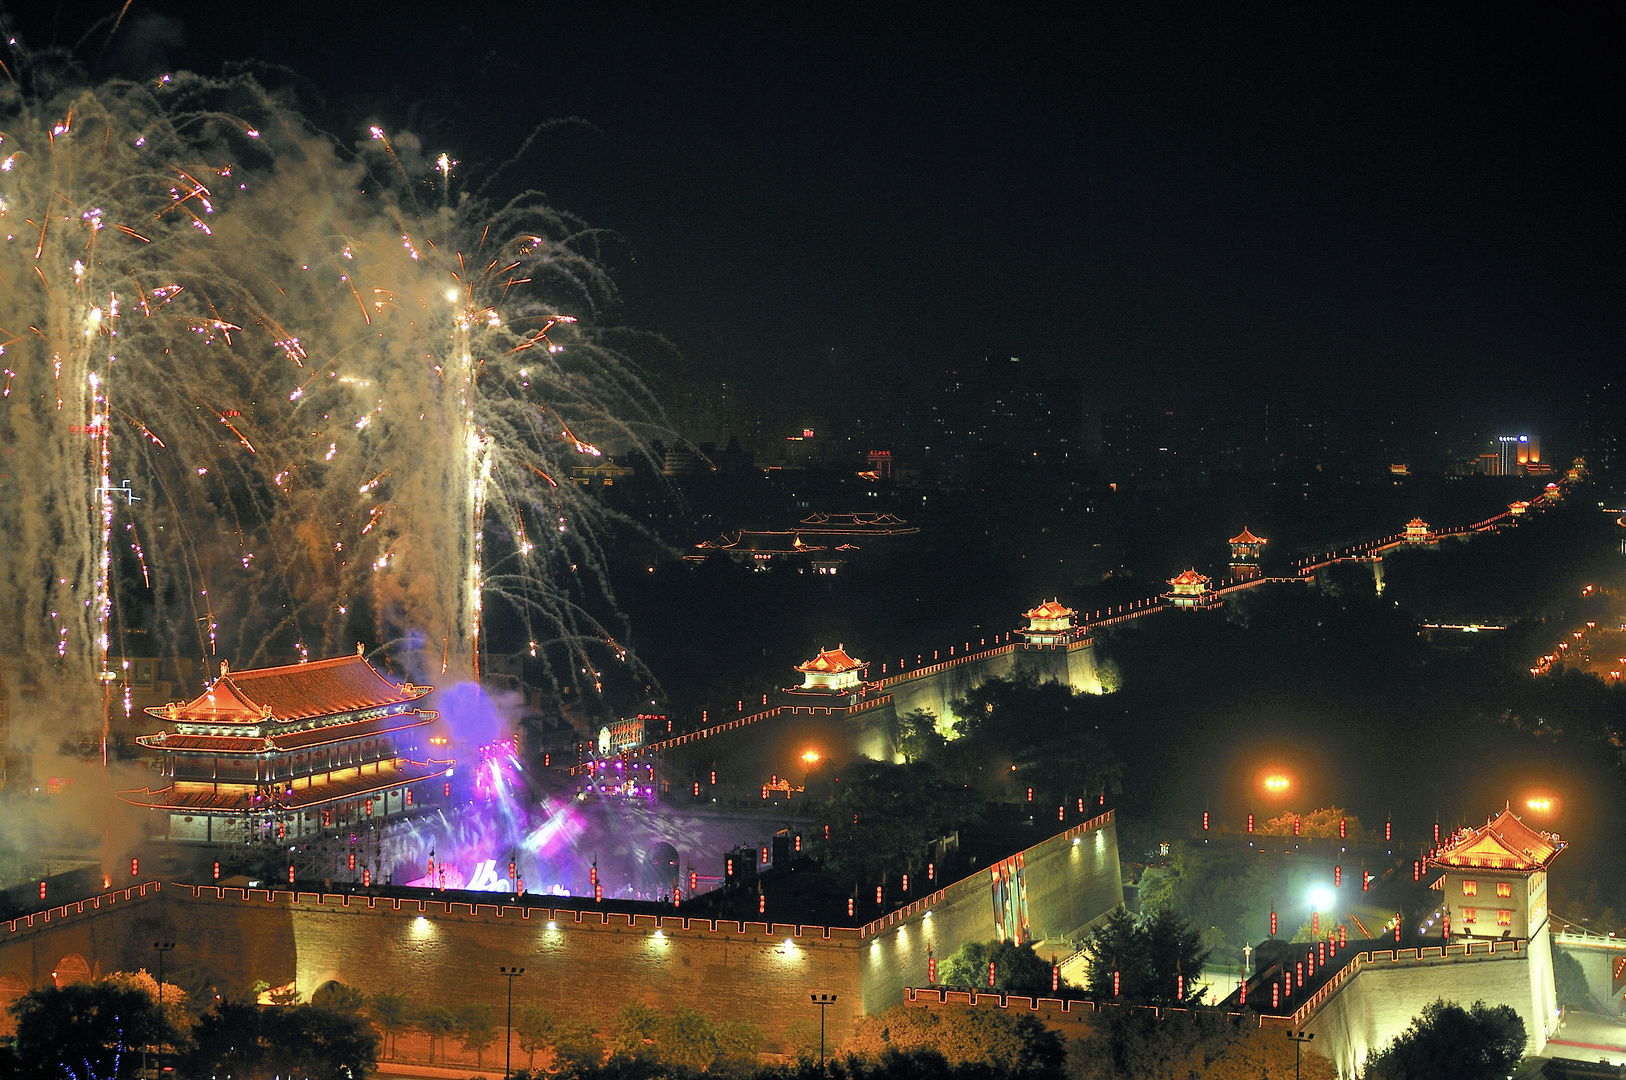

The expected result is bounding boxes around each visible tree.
[608,1001,662,1061]
[182,1001,378,1080]
[897,708,947,762]
[938,939,1063,997]
[714,1018,764,1070]
[1259,806,1363,840]
[551,1017,603,1074]
[101,969,190,1036]
[368,990,412,1060]
[456,1001,498,1067]
[1065,1007,1336,1080]
[811,757,979,888]
[6,981,179,1079]
[948,674,1122,808]
[842,1004,1066,1078]
[1080,905,1210,1004]
[658,1006,718,1069]
[1364,999,1526,1080]
[418,1003,458,1063]
[514,1002,555,1069]
[310,980,367,1014]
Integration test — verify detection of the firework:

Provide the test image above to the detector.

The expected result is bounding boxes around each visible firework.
[0,46,667,738]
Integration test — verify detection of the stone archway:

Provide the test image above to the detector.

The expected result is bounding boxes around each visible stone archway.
[53,954,91,987]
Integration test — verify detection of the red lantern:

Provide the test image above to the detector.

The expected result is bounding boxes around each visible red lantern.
[758,894,765,914]
[1296,962,1303,987]
[1273,982,1280,1008]
[1113,971,1121,997]
[795,834,802,852]
[694,782,700,796]
[1434,822,1440,844]
[848,897,855,917]
[1293,814,1301,836]
[929,954,937,982]
[1053,964,1060,992]
[405,789,413,806]
[363,869,370,887]
[39,882,46,901]
[1414,861,1421,881]
[726,858,733,877]
[1247,813,1254,833]
[348,853,356,871]
[444,782,451,797]
[690,871,698,891]
[1339,924,1346,947]
[1059,806,1065,821]
[591,866,598,886]
[1177,973,1184,999]
[1363,871,1371,891]
[544,752,550,767]
[1202,811,1209,831]
[509,860,516,884]
[988,961,996,988]
[1312,912,1319,934]
[876,885,883,905]
[1443,912,1450,939]
[902,874,909,892]
[1386,819,1392,841]
[1078,798,1084,813]
[594,883,602,902]
[1027,787,1033,802]
[1335,865,1341,886]
[710,770,716,785]
[288,865,295,884]
[1339,818,1346,838]
[1319,941,1326,964]
[1394,916,1401,943]
[761,846,768,864]
[761,786,768,800]
[130,858,139,877]
[1271,909,1278,936]
[213,861,221,881]
[928,862,934,881]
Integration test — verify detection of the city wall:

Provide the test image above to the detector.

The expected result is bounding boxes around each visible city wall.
[1552,934,1626,1012]
[1297,929,1554,1078]
[0,816,1124,1056]
[882,641,1100,736]
[857,812,1122,1015]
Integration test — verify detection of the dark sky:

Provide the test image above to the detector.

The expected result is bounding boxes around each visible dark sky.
[7,2,1623,430]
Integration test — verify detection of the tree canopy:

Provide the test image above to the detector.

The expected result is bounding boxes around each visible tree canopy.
[1080,906,1211,1005]
[1363,999,1526,1080]
[937,939,1065,997]
[4,981,180,1080]
[182,1001,379,1080]
[811,757,978,887]
[948,674,1122,807]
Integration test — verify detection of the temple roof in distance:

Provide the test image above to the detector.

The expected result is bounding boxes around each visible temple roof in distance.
[1167,568,1210,587]
[145,654,430,725]
[1432,807,1564,871]
[795,646,863,674]
[1407,517,1429,528]
[136,708,435,754]
[1229,527,1267,545]
[1023,600,1075,620]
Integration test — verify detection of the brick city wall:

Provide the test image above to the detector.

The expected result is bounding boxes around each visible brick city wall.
[1299,928,1552,1078]
[858,812,1122,1014]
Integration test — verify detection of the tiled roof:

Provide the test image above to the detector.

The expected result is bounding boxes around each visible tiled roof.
[1229,527,1267,545]
[136,710,435,754]
[117,759,451,812]
[1168,568,1210,587]
[1023,600,1075,620]
[1407,518,1428,528]
[147,654,429,725]
[1433,808,1564,871]
[795,647,863,673]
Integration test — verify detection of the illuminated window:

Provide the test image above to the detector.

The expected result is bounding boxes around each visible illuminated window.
[1496,882,1512,898]
[1461,881,1478,896]
[1462,908,1477,923]
[1497,910,1513,926]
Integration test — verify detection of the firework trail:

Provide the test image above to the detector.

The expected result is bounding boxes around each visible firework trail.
[0,42,669,740]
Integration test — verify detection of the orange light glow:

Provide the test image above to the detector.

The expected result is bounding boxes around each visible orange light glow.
[801,749,821,765]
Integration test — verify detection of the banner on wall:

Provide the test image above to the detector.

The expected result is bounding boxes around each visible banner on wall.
[991,853,1031,945]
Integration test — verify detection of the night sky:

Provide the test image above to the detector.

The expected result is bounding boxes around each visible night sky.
[7,2,1622,430]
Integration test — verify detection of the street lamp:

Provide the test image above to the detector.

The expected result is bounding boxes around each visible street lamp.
[153,939,175,1073]
[810,992,837,1067]
[1287,1030,1315,1080]
[499,966,525,1078]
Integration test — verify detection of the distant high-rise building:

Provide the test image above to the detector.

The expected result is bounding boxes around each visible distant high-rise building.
[1498,436,1521,477]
